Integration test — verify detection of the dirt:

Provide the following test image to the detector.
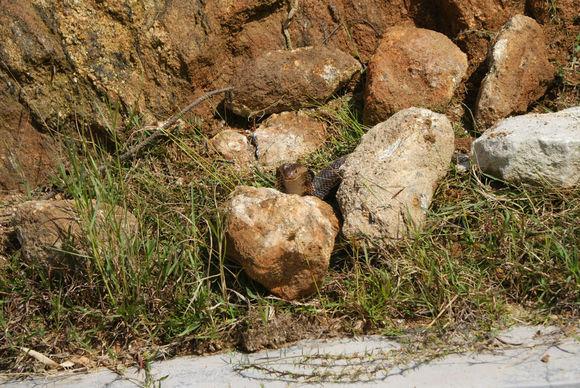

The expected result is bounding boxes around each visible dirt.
[238,309,339,352]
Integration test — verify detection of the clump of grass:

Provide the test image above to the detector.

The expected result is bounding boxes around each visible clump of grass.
[0,98,578,373]
[323,172,579,332]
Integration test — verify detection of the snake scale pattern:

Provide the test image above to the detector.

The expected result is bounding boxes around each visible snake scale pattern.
[276,156,347,199]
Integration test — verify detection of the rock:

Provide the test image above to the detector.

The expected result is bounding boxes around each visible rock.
[254,111,327,169]
[475,15,554,130]
[14,200,138,274]
[0,89,60,192]
[472,107,580,187]
[0,0,426,134]
[436,0,511,35]
[208,130,255,168]
[363,26,468,125]
[455,153,471,173]
[227,47,361,118]
[337,108,454,244]
[225,186,339,300]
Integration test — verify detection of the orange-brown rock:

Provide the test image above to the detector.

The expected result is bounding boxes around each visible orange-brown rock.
[475,15,554,130]
[225,186,339,300]
[435,0,512,35]
[254,111,327,169]
[526,0,578,24]
[363,26,468,125]
[227,47,361,118]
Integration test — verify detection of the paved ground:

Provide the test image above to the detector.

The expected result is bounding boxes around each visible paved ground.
[3,325,579,387]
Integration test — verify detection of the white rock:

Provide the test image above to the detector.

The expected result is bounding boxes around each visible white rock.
[337,108,454,244]
[254,111,327,169]
[208,129,255,168]
[472,107,580,187]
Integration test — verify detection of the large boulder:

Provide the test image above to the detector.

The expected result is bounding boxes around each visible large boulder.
[254,111,327,169]
[14,200,138,273]
[337,108,454,244]
[363,26,467,125]
[225,186,339,300]
[472,107,580,187]
[0,0,426,135]
[475,15,554,130]
[227,47,361,118]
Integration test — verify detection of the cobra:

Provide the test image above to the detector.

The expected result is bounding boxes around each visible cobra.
[276,156,347,199]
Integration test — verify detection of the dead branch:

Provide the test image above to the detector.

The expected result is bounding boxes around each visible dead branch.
[112,86,233,167]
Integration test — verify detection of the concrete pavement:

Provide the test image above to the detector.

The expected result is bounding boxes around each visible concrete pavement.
[3,325,579,387]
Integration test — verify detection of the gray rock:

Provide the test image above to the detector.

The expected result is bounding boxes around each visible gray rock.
[337,108,454,244]
[254,111,327,169]
[227,47,361,118]
[472,107,580,187]
[475,15,554,130]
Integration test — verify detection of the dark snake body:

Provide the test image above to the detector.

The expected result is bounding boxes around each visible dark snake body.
[276,156,347,199]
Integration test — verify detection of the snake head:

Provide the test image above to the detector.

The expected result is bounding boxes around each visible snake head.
[276,163,314,195]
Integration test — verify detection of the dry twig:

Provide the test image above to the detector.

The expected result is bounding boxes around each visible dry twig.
[108,86,233,168]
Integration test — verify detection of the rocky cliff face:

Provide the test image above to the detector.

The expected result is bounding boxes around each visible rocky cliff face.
[0,0,577,192]
[0,0,529,132]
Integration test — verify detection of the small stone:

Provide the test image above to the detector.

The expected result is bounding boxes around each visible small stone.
[472,107,580,188]
[254,111,327,169]
[208,129,255,167]
[225,186,339,300]
[227,47,361,118]
[475,15,554,130]
[455,153,471,173]
[364,26,467,125]
[337,108,455,244]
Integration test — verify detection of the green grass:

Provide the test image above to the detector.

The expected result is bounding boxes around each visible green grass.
[0,99,578,373]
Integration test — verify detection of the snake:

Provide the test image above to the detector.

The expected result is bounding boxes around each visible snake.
[276,156,347,199]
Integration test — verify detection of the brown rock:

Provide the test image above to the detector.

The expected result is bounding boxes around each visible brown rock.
[363,26,468,125]
[475,15,554,130]
[0,0,230,133]
[0,0,438,136]
[14,200,138,274]
[225,186,339,300]
[227,47,361,118]
[208,129,255,168]
[0,88,59,193]
[254,111,327,169]
[435,0,511,35]
[337,108,454,244]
